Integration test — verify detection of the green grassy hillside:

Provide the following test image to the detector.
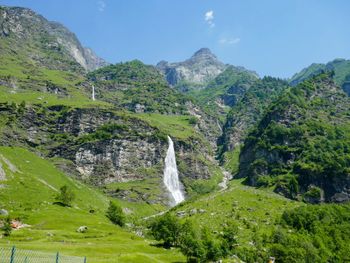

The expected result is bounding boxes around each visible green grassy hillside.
[0,147,184,262]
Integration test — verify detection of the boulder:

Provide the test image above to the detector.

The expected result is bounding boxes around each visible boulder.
[0,209,8,216]
[176,211,186,217]
[189,209,197,215]
[77,226,88,233]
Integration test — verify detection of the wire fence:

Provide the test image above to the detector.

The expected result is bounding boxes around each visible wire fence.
[0,246,87,263]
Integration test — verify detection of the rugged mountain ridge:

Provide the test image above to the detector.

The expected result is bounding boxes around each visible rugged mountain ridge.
[156,48,228,91]
[290,58,350,95]
[157,48,260,122]
[0,6,108,72]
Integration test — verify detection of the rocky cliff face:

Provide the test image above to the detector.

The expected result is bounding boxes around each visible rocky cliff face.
[0,6,108,71]
[156,48,228,90]
[0,104,214,202]
[217,77,288,164]
[55,108,213,182]
[238,73,350,203]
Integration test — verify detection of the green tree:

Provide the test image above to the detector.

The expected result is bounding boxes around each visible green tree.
[55,185,75,207]
[106,201,125,227]
[1,217,12,237]
[179,221,205,262]
[202,227,223,262]
[150,213,181,247]
[288,176,299,198]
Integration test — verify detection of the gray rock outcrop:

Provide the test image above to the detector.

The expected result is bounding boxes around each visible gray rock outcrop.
[156,48,228,89]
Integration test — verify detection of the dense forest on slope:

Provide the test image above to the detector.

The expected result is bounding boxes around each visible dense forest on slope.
[238,72,350,203]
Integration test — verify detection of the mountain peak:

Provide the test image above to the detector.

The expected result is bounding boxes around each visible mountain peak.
[191,48,217,60]
[193,47,213,56]
[156,48,226,86]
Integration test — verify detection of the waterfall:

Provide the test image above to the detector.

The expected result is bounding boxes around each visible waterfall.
[163,136,185,205]
[92,85,95,101]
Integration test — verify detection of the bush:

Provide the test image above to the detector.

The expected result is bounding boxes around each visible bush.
[188,116,198,125]
[221,221,238,252]
[55,185,75,207]
[149,215,241,262]
[179,220,205,262]
[1,217,12,237]
[106,201,125,227]
[150,213,181,247]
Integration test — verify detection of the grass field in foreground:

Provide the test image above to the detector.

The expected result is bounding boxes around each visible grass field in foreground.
[0,147,184,263]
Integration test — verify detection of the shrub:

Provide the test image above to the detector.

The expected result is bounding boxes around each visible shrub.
[150,213,181,247]
[188,116,198,125]
[1,217,12,237]
[106,201,125,227]
[179,220,205,262]
[221,221,239,252]
[55,185,75,207]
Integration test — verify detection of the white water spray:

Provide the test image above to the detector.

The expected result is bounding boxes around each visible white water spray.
[163,136,185,205]
[92,85,95,101]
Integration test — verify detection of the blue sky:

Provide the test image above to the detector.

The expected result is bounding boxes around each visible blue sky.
[1,0,350,78]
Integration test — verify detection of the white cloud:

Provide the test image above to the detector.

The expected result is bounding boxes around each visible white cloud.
[204,10,215,28]
[219,37,241,45]
[97,0,106,12]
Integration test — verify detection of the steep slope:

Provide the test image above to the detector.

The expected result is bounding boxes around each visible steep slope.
[0,147,184,262]
[290,58,350,95]
[0,6,107,100]
[188,65,258,121]
[238,72,350,203]
[218,77,289,171]
[0,6,108,72]
[156,48,228,92]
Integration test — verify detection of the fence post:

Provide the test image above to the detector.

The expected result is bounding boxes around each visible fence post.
[84,256,87,263]
[24,256,28,263]
[56,252,59,263]
[10,246,16,263]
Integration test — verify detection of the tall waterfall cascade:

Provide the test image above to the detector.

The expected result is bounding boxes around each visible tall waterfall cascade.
[163,136,185,205]
[92,85,95,101]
